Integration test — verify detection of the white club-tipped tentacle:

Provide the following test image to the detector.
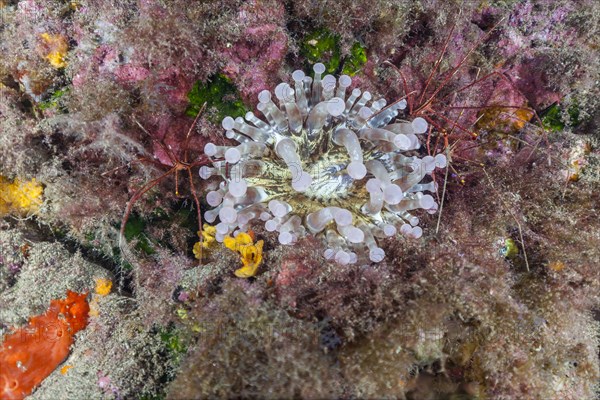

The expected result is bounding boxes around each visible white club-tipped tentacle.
[292,70,309,118]
[345,88,362,114]
[349,91,372,116]
[223,115,271,143]
[311,63,326,106]
[276,83,303,134]
[365,160,404,205]
[338,224,365,244]
[333,128,366,179]
[258,90,287,132]
[322,75,337,100]
[335,74,352,100]
[358,221,385,263]
[274,138,312,191]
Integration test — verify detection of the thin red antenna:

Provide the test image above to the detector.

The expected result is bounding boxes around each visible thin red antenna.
[183,102,207,164]
[133,117,179,167]
[419,17,506,114]
[418,19,458,106]
[119,166,178,240]
[383,61,415,114]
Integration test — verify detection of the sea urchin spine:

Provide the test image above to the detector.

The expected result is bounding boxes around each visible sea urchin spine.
[200,63,446,265]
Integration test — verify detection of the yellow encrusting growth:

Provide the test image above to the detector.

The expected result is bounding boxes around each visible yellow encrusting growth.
[193,224,217,260]
[89,277,112,317]
[548,261,566,272]
[223,232,264,278]
[95,278,112,296]
[176,308,188,320]
[60,365,73,375]
[39,33,69,68]
[0,176,44,216]
[476,105,534,133]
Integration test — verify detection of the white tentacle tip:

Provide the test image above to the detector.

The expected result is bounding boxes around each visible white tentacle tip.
[334,209,353,226]
[383,184,403,205]
[347,161,367,180]
[229,179,248,198]
[199,166,213,180]
[292,171,312,192]
[369,247,385,263]
[219,207,238,224]
[222,116,235,130]
[334,250,351,265]
[225,148,241,164]
[204,143,217,157]
[411,117,428,134]
[326,97,345,116]
[313,63,326,74]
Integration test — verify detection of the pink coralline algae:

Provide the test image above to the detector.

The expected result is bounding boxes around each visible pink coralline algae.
[486,2,588,109]
[152,67,196,109]
[222,1,288,103]
[114,64,151,84]
[508,56,562,110]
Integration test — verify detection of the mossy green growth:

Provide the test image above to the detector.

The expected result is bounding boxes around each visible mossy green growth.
[499,238,519,259]
[300,29,368,76]
[342,42,367,76]
[541,101,581,132]
[186,74,246,123]
[38,87,68,111]
[138,327,188,400]
[114,201,199,265]
[160,327,187,365]
[122,213,155,255]
[301,29,342,74]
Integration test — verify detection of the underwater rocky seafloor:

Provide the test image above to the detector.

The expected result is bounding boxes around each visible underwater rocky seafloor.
[1,0,600,399]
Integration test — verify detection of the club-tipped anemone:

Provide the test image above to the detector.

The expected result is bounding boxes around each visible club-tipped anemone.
[200,63,446,265]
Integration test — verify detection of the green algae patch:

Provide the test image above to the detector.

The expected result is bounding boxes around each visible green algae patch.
[186,74,246,123]
[38,87,69,112]
[541,101,581,132]
[301,29,367,76]
[122,213,156,255]
[342,42,367,76]
[160,327,187,364]
[301,29,342,74]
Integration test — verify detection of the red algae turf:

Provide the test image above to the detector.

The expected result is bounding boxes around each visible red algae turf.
[0,291,89,400]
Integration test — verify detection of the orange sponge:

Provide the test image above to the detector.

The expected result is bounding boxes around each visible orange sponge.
[0,291,89,399]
